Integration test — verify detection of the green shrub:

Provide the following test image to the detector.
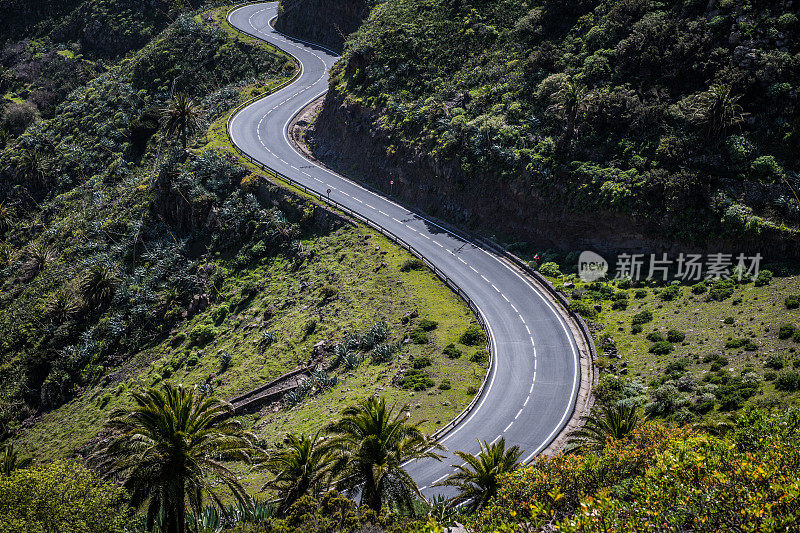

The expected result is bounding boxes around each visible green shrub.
[708,280,735,301]
[443,343,463,359]
[439,378,452,390]
[774,371,800,392]
[170,332,186,347]
[659,285,680,301]
[634,289,648,299]
[765,354,785,370]
[753,269,773,286]
[185,354,199,367]
[466,385,478,395]
[319,285,338,300]
[470,348,489,364]
[723,317,735,324]
[726,338,758,351]
[410,328,429,344]
[412,356,432,369]
[400,258,425,272]
[538,262,562,277]
[570,299,597,318]
[704,354,729,366]
[646,331,664,342]
[765,371,777,381]
[304,319,317,336]
[786,296,800,309]
[0,461,131,533]
[460,324,486,346]
[611,299,629,310]
[631,324,643,334]
[691,282,708,294]
[649,341,674,355]
[794,330,800,343]
[218,351,232,372]
[211,304,229,325]
[779,324,796,339]
[398,369,434,390]
[418,318,438,331]
[632,310,653,325]
[667,330,686,343]
[189,324,217,346]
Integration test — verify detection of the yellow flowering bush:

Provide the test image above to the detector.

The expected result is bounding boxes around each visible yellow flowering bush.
[0,460,131,533]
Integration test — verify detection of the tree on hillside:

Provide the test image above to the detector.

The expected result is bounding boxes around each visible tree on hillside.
[162,92,203,152]
[261,431,333,515]
[0,201,13,235]
[549,79,589,148]
[567,402,642,453]
[92,383,258,533]
[0,442,32,475]
[79,261,121,310]
[325,396,444,513]
[434,437,523,513]
[691,84,746,139]
[13,147,51,189]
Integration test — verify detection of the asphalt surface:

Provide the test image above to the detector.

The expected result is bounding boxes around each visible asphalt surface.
[227,2,580,498]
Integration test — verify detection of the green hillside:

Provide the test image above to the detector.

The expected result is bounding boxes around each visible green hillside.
[322,0,800,252]
[0,6,479,462]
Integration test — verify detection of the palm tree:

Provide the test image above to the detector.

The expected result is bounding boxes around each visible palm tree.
[79,261,121,310]
[261,431,332,515]
[92,383,258,533]
[325,396,444,513]
[566,402,642,453]
[45,286,83,322]
[162,92,203,151]
[692,84,746,138]
[434,437,523,512]
[0,202,13,234]
[0,442,32,475]
[14,147,51,188]
[549,79,589,147]
[22,241,57,279]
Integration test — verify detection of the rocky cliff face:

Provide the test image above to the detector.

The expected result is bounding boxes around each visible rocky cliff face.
[274,0,370,52]
[308,90,800,261]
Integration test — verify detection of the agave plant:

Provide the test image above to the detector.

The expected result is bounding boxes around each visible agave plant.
[342,351,364,371]
[310,369,338,390]
[283,388,305,407]
[328,343,349,370]
[259,331,276,350]
[372,342,401,363]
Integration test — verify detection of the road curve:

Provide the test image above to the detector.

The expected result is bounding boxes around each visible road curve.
[227,2,581,497]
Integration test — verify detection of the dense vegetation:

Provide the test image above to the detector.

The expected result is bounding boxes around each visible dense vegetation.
[472,408,800,532]
[0,8,296,433]
[328,0,800,249]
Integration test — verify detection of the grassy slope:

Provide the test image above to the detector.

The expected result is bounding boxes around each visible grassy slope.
[14,5,482,463]
[540,268,800,420]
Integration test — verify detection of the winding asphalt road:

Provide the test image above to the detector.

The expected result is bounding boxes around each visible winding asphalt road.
[227,2,581,497]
